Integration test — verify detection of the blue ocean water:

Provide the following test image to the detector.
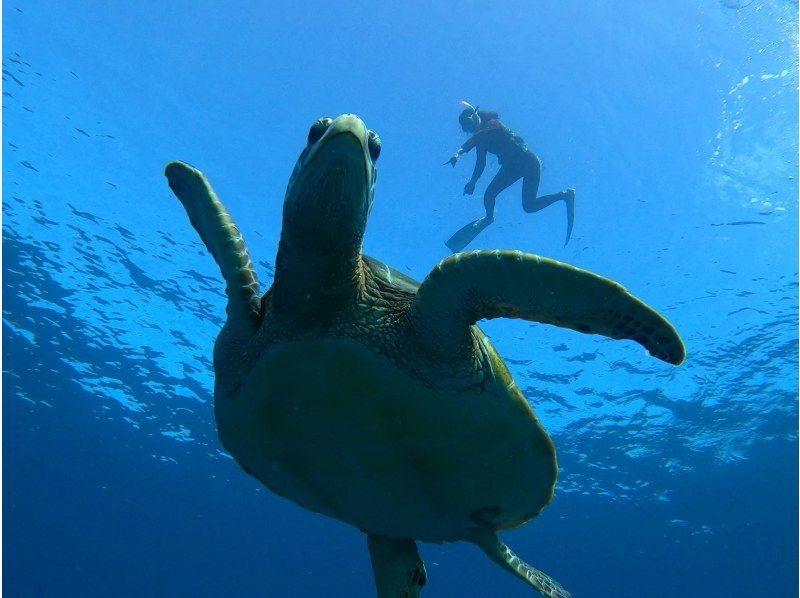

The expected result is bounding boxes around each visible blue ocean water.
[3,1,798,596]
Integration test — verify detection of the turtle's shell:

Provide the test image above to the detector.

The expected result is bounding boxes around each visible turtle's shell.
[215,256,557,543]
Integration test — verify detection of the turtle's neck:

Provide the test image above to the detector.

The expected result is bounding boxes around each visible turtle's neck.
[272,232,364,325]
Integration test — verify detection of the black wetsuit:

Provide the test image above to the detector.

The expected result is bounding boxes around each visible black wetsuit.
[460,118,532,168]
[460,118,570,221]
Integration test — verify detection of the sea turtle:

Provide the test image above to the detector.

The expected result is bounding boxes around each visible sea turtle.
[164,114,685,597]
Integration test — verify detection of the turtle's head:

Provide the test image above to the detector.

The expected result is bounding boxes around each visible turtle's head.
[282,114,380,253]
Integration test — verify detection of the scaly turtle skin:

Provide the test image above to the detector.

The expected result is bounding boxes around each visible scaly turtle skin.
[165,114,685,598]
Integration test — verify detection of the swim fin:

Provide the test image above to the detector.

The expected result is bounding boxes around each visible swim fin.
[564,189,575,246]
[445,217,493,253]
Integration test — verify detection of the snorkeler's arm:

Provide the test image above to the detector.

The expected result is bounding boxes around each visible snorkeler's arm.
[469,148,487,183]
[445,130,489,166]
[459,129,487,153]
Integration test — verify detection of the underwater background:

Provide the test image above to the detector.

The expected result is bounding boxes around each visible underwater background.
[3,1,798,596]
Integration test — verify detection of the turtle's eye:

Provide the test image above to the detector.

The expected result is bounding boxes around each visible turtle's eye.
[307,117,332,144]
[367,130,381,161]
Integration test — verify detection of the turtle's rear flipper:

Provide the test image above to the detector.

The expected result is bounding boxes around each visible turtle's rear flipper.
[412,250,685,365]
[165,161,261,334]
[469,530,571,598]
[367,534,427,598]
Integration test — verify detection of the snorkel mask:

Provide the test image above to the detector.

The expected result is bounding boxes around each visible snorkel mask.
[458,100,481,131]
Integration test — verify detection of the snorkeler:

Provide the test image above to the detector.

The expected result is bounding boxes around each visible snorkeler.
[445,101,575,246]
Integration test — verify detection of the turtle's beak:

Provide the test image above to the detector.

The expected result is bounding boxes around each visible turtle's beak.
[283,114,376,250]
[306,115,371,181]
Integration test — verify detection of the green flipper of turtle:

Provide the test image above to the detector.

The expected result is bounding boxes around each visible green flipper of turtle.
[367,535,427,598]
[164,161,261,335]
[412,249,685,365]
[469,530,570,598]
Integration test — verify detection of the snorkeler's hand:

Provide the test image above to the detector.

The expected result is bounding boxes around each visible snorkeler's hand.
[444,151,461,167]
[463,181,475,195]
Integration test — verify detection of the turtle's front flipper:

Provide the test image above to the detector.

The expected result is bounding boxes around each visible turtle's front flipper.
[367,535,427,598]
[469,530,571,598]
[165,161,261,334]
[411,250,685,365]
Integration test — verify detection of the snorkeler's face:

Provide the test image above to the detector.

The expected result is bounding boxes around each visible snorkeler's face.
[462,116,480,133]
[460,113,481,133]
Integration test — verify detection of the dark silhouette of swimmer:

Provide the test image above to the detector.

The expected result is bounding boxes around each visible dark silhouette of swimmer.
[445,101,575,246]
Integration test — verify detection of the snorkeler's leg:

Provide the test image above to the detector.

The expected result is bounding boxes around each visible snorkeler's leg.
[520,156,544,212]
[483,167,522,222]
[521,157,575,245]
